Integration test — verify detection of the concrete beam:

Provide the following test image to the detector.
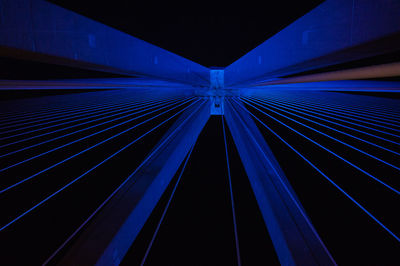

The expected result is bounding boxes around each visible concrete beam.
[225,0,400,87]
[224,98,336,265]
[57,100,210,265]
[0,0,210,87]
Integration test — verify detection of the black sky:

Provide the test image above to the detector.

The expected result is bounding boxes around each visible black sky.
[48,0,324,67]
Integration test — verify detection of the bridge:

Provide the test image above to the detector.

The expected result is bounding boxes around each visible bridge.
[0,0,399,265]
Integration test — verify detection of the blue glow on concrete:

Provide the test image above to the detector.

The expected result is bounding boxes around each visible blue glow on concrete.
[43,100,209,264]
[0,1,210,86]
[61,100,210,265]
[225,98,336,265]
[1,0,398,263]
[225,0,400,86]
[251,80,400,93]
[210,69,225,115]
[140,145,195,265]
[233,98,400,243]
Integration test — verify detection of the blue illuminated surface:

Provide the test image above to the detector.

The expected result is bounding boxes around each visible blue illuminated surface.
[0,0,399,265]
[231,97,400,243]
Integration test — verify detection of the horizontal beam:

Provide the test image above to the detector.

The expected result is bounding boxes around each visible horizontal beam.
[256,62,400,86]
[0,78,195,90]
[0,0,210,87]
[224,0,400,87]
[240,80,400,93]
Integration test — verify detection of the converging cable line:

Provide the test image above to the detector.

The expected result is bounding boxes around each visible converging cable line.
[0,97,183,153]
[260,95,400,133]
[257,96,400,136]
[0,97,138,132]
[263,92,400,118]
[42,100,207,265]
[262,93,400,123]
[230,98,400,243]
[0,91,149,127]
[0,96,180,139]
[240,98,399,195]
[0,99,205,232]
[227,99,335,263]
[245,97,400,172]
[0,97,190,173]
[248,97,400,157]
[140,145,195,266]
[0,97,122,123]
[0,89,162,122]
[249,97,400,147]
[222,116,242,266]
[0,98,195,193]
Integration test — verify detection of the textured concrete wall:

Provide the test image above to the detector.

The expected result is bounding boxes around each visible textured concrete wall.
[0,0,210,86]
[224,0,400,86]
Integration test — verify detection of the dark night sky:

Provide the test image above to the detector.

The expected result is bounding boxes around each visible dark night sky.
[48,0,324,67]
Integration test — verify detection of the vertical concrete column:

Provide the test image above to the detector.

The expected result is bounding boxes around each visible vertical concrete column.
[210,69,224,115]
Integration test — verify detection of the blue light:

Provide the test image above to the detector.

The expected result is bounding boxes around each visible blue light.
[0,99,204,232]
[239,98,399,195]
[246,97,400,171]
[0,97,195,193]
[0,97,180,150]
[230,98,400,243]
